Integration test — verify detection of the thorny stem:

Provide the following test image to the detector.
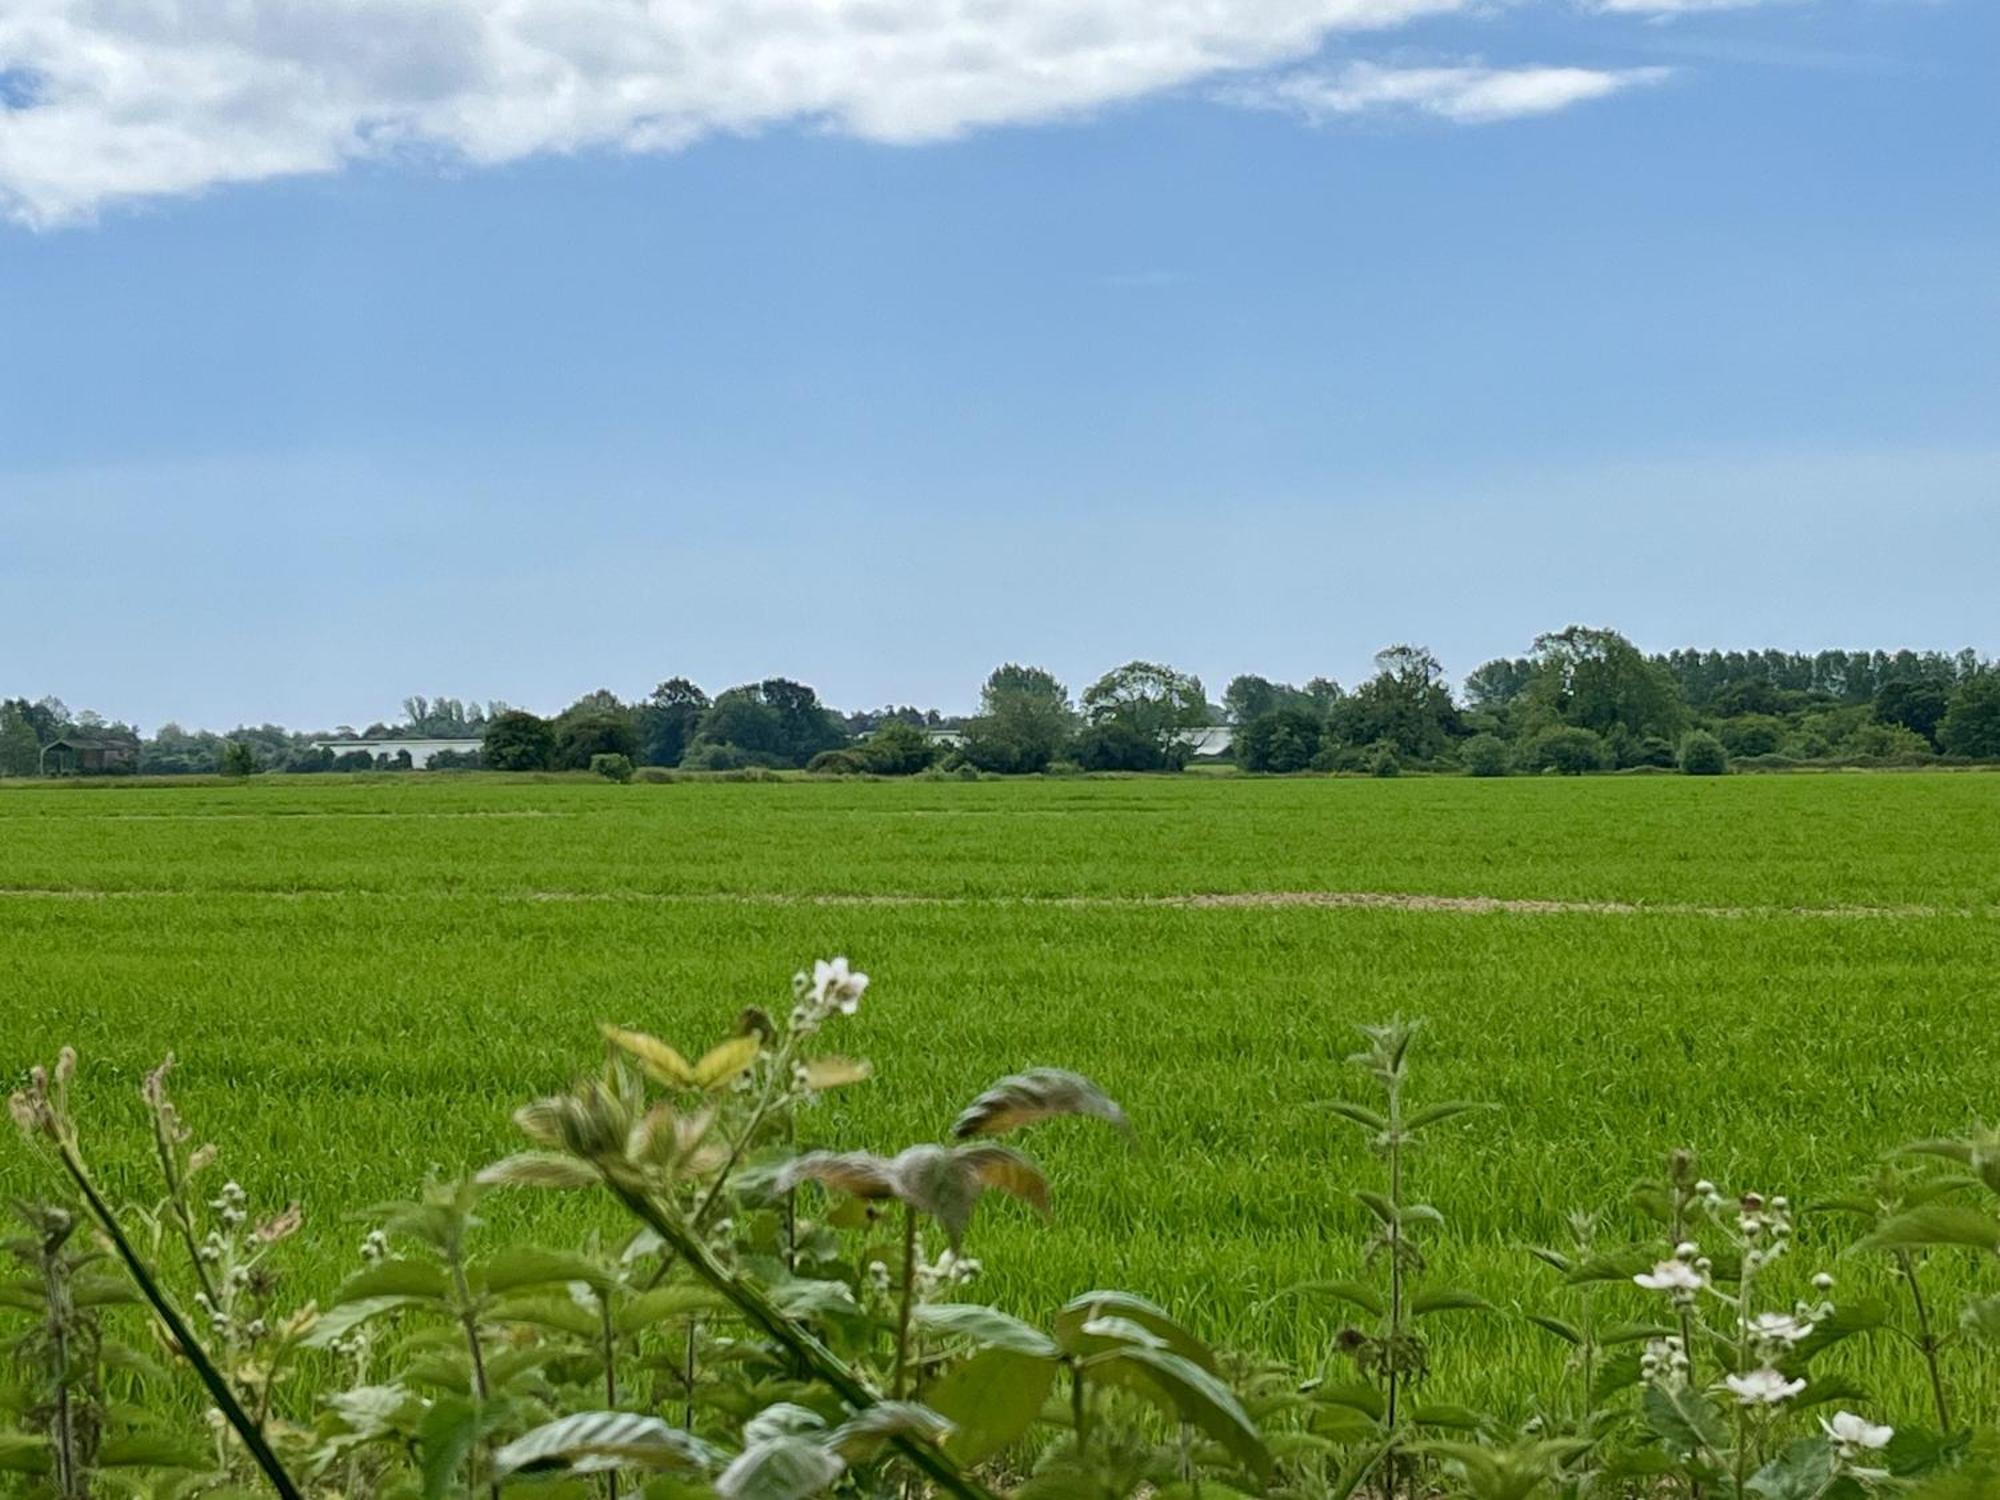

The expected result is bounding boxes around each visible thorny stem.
[39,1222,82,1500]
[895,1202,919,1400]
[602,1173,996,1500]
[446,1250,499,1500]
[1896,1250,1953,1433]
[601,1294,620,1500]
[48,1141,304,1500]
[683,1318,699,1430]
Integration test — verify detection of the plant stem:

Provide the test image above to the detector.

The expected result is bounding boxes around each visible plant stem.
[41,1227,80,1500]
[447,1252,499,1500]
[150,1117,221,1311]
[1383,1069,1403,1500]
[602,1174,995,1500]
[601,1294,620,1500]
[894,1202,918,1400]
[50,1142,303,1500]
[1897,1250,1952,1433]
[1070,1361,1089,1452]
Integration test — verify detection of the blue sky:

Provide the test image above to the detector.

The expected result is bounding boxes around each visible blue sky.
[1,0,1994,731]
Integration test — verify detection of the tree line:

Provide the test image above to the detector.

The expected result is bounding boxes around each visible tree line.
[4,629,1998,778]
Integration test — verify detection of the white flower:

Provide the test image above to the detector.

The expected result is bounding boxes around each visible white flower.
[1813,1272,1836,1290]
[1747,1311,1814,1346]
[1822,1411,1894,1455]
[1726,1368,1806,1406]
[1635,1259,1704,1293]
[810,957,869,1015]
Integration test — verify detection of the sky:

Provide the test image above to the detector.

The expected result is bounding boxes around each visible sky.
[1,0,1995,732]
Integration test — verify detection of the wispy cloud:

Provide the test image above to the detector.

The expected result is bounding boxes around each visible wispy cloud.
[0,0,1472,227]
[1226,60,1673,125]
[1586,0,1789,15]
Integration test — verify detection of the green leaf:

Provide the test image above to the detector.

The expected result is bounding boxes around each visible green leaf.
[488,1293,601,1339]
[1092,1347,1271,1479]
[1317,1101,1389,1133]
[693,1036,762,1091]
[0,1432,50,1475]
[1859,1205,2000,1255]
[418,1395,483,1500]
[472,1246,611,1296]
[1525,1314,1583,1346]
[71,1274,141,1308]
[601,1026,697,1087]
[1054,1290,1218,1374]
[1402,1102,1491,1133]
[619,1285,731,1334]
[1354,1191,1398,1226]
[1278,1280,1386,1319]
[331,1259,451,1304]
[476,1152,601,1190]
[1311,1408,1383,1445]
[826,1402,953,1461]
[926,1348,1056,1466]
[1313,1383,1386,1421]
[494,1412,717,1477]
[1411,1289,1490,1318]
[1748,1438,1837,1500]
[1788,1298,1888,1364]
[714,1437,843,1500]
[302,1295,427,1349]
[913,1303,1061,1358]
[1643,1383,1728,1459]
[1562,1249,1656,1286]
[741,1406,827,1446]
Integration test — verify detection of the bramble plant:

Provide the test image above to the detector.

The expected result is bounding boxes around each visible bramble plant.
[7,978,2000,1500]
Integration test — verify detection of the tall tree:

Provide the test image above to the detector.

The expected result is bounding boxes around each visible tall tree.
[1335,645,1460,760]
[638,678,710,766]
[961,664,1075,774]
[1526,626,1684,740]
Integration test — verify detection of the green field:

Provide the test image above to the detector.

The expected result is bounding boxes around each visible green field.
[5,772,2000,1418]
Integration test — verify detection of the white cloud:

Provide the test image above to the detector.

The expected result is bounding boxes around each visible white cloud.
[1228,59,1672,123]
[0,0,1471,226]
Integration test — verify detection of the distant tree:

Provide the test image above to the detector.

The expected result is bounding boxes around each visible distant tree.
[1939,672,2000,759]
[1874,679,1951,748]
[1459,733,1511,778]
[591,753,635,783]
[1521,726,1609,775]
[690,679,843,768]
[555,710,639,770]
[0,701,38,776]
[1719,715,1785,758]
[425,748,483,771]
[1335,645,1459,761]
[857,719,938,776]
[484,710,557,771]
[1223,675,1292,727]
[333,749,378,772]
[1072,718,1164,773]
[1525,626,1684,741]
[638,678,710,767]
[1303,677,1345,713]
[219,740,257,778]
[1463,658,1534,710]
[1081,661,1206,769]
[401,695,487,737]
[1678,730,1729,775]
[1710,679,1791,718]
[961,664,1076,774]
[1367,742,1401,778]
[1236,708,1324,773]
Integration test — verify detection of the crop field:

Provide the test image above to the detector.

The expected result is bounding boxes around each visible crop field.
[5,771,2000,1418]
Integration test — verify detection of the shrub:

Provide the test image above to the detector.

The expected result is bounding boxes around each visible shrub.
[556,711,639,771]
[1459,732,1510,777]
[218,740,256,778]
[1720,714,1786,759]
[1523,726,1608,775]
[680,741,753,772]
[483,709,557,771]
[331,749,377,773]
[590,752,634,783]
[856,720,939,776]
[1073,719,1164,772]
[424,748,482,771]
[1367,741,1401,777]
[1678,728,1729,775]
[10,992,1989,1500]
[1632,734,1679,768]
[806,749,870,776]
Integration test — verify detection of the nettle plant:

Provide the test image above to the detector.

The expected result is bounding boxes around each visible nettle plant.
[9,982,2000,1500]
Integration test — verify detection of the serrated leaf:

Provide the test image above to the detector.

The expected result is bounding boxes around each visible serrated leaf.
[619,1285,731,1335]
[72,1274,141,1307]
[476,1152,600,1190]
[1562,1249,1657,1286]
[742,1406,827,1446]
[1317,1102,1389,1133]
[800,1056,872,1091]
[1055,1290,1218,1374]
[602,1026,698,1087]
[331,1259,451,1305]
[1313,1383,1386,1421]
[1411,1289,1490,1318]
[958,1144,1051,1220]
[913,1304,1060,1358]
[1402,1102,1491,1133]
[1093,1347,1271,1479]
[1526,1314,1583,1346]
[495,1412,716,1477]
[1859,1205,2000,1255]
[715,1436,843,1500]
[488,1293,601,1338]
[472,1246,611,1296]
[302,1295,426,1349]
[1643,1383,1728,1458]
[418,1395,484,1500]
[1748,1438,1837,1500]
[1406,1404,1485,1431]
[951,1069,1133,1141]
[693,1036,761,1091]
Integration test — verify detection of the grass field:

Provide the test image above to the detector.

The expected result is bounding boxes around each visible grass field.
[5,771,2000,1420]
